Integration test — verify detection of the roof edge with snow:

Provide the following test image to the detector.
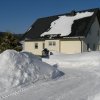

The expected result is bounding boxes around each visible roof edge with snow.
[22,8,100,40]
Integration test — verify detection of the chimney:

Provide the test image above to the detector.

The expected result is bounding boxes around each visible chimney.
[71,10,76,16]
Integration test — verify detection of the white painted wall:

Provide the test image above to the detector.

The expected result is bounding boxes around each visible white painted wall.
[24,41,44,55]
[45,40,60,52]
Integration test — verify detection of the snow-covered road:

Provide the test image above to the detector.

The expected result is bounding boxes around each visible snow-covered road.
[1,67,100,100]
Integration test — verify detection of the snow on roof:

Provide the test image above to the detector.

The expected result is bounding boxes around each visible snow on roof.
[41,12,94,37]
[26,27,32,32]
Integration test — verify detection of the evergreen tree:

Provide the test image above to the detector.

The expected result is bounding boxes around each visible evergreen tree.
[0,32,22,53]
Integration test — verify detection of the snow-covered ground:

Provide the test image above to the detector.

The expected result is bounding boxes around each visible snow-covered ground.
[0,51,100,100]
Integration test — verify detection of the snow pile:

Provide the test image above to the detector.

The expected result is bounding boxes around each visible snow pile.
[41,12,94,36]
[41,51,100,100]
[1,51,100,100]
[88,93,100,100]
[42,51,100,68]
[0,50,61,92]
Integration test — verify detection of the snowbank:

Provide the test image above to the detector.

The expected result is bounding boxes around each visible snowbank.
[42,51,100,68]
[41,12,94,36]
[1,51,100,100]
[42,51,100,100]
[0,50,61,92]
[88,93,100,100]
[92,94,100,100]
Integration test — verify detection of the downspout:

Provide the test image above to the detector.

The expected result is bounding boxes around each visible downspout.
[59,40,61,53]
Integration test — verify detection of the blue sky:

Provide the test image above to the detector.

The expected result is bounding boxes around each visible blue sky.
[0,0,100,34]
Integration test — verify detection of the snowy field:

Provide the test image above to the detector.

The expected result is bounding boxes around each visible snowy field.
[0,50,100,100]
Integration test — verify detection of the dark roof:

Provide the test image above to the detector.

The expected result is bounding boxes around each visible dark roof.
[23,8,100,40]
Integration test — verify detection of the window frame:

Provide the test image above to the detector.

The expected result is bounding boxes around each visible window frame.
[53,41,56,46]
[34,43,38,49]
[49,41,52,46]
[48,41,56,46]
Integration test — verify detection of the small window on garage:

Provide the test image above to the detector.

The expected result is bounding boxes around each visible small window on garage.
[35,43,38,49]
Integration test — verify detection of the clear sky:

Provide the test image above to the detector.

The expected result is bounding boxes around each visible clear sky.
[0,0,100,34]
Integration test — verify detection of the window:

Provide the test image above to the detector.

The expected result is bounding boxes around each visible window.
[48,41,56,46]
[49,42,52,46]
[35,43,38,49]
[53,41,56,46]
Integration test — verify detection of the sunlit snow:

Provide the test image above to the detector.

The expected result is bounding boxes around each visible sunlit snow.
[1,51,100,100]
[0,50,61,92]
[41,12,94,36]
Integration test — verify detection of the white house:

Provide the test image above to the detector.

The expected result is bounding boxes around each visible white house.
[22,8,100,55]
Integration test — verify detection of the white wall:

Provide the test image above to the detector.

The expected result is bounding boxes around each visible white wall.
[24,39,82,55]
[24,41,44,55]
[45,40,60,52]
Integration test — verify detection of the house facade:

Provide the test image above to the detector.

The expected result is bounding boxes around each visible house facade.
[24,38,83,55]
[23,8,100,55]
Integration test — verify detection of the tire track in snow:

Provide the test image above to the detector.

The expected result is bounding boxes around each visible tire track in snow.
[0,76,79,99]
[0,69,95,100]
[48,79,96,100]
